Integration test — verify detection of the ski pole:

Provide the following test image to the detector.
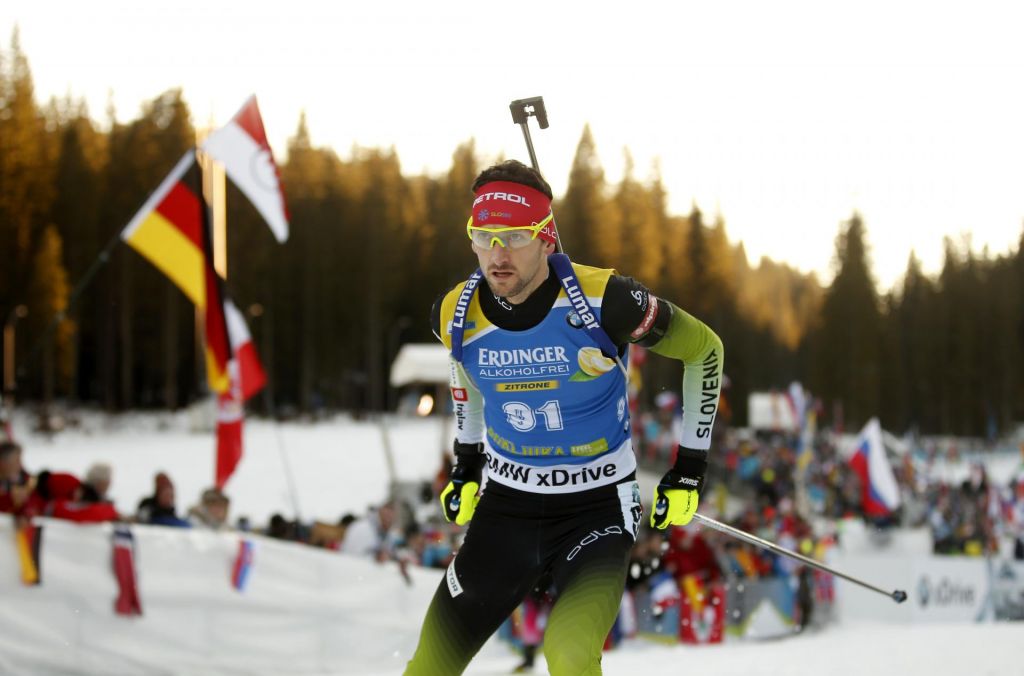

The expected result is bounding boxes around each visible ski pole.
[691,513,908,604]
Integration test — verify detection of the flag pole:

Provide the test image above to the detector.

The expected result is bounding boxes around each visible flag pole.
[198,147,228,280]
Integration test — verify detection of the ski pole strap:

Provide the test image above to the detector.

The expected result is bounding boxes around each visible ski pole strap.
[449,269,484,363]
[548,254,619,360]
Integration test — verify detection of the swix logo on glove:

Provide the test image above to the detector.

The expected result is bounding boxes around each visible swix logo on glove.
[451,387,468,402]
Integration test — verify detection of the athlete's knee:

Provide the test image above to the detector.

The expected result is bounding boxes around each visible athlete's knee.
[403,653,466,676]
[543,641,603,676]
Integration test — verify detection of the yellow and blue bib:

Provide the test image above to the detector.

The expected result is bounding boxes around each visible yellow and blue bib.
[440,255,636,493]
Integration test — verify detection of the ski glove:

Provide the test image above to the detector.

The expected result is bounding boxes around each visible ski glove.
[650,447,708,529]
[440,441,485,526]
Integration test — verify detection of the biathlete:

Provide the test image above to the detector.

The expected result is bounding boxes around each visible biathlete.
[404,160,724,675]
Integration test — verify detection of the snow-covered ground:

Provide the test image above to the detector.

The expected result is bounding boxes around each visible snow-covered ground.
[1,516,1022,676]
[10,409,450,526]
[2,516,1021,676]
[3,409,1023,675]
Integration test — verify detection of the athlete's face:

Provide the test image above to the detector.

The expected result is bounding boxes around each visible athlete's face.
[472,234,554,304]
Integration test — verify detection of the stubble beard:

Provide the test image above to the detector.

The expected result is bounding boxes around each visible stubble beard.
[488,262,538,303]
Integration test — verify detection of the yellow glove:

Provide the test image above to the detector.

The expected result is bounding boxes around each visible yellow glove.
[650,447,708,529]
[440,478,480,526]
[439,441,485,526]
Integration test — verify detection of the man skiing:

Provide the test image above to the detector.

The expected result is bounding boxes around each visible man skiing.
[405,160,724,675]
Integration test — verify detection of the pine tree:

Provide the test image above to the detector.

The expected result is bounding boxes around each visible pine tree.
[683,205,712,317]
[661,214,690,302]
[0,29,59,399]
[558,125,610,263]
[431,140,479,289]
[27,226,75,400]
[705,214,738,327]
[50,99,107,401]
[358,148,407,411]
[281,112,327,411]
[813,213,881,429]
[889,253,936,432]
[613,150,661,281]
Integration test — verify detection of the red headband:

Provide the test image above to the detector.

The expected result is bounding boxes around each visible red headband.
[469,181,558,244]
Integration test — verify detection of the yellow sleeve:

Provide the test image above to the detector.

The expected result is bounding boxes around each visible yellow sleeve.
[649,302,724,450]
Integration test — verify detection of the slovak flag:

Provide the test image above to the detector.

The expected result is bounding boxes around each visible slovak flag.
[849,418,901,517]
[203,96,289,242]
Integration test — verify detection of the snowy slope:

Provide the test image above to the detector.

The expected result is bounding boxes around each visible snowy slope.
[0,516,513,676]
[1,516,1021,676]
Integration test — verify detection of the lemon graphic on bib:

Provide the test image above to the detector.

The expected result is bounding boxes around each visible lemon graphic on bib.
[571,347,616,381]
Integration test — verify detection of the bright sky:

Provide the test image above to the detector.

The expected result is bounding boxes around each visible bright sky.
[5,0,1023,291]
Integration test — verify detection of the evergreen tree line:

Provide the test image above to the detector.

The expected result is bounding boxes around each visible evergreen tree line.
[1,36,1021,437]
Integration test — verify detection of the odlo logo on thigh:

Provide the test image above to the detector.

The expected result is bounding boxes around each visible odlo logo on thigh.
[566,526,623,561]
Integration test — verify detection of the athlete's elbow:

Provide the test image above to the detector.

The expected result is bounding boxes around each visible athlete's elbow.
[708,329,724,366]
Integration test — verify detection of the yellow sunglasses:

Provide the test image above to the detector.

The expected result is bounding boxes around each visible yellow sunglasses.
[466,212,554,249]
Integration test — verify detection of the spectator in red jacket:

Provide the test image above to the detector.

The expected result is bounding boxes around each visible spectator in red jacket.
[661,527,721,585]
[34,470,119,523]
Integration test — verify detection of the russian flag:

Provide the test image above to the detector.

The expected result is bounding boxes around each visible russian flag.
[848,418,901,517]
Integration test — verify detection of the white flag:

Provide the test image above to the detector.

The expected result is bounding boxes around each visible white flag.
[204,96,290,242]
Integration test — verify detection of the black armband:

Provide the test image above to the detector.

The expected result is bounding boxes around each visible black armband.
[635,298,674,347]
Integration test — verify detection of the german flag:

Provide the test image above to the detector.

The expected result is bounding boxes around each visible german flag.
[14,522,42,585]
[120,151,230,393]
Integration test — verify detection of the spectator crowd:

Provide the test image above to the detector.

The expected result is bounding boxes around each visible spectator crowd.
[3,404,1023,589]
[634,404,1024,561]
